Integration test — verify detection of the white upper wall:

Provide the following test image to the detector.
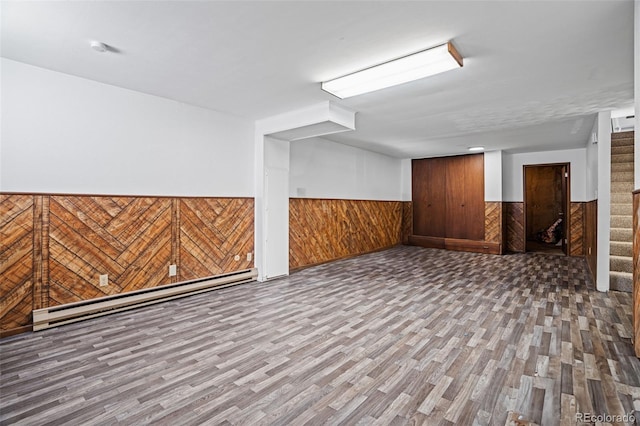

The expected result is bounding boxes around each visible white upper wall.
[290,137,404,201]
[484,151,503,202]
[400,159,412,201]
[585,119,599,201]
[1,59,254,196]
[502,148,588,202]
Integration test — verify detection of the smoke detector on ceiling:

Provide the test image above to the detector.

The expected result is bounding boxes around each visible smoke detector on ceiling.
[90,41,108,53]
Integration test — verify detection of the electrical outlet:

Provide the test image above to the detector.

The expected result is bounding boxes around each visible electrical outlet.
[169,264,177,277]
[234,254,240,261]
[247,252,252,262]
[99,274,108,287]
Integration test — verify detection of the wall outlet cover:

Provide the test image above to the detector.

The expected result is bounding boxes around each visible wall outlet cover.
[99,274,108,287]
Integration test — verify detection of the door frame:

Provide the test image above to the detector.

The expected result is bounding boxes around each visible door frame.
[522,163,571,255]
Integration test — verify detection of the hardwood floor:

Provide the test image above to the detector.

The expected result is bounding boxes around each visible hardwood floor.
[1,246,639,425]
[525,240,565,256]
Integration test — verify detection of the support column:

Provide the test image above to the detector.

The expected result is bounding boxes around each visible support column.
[254,101,356,281]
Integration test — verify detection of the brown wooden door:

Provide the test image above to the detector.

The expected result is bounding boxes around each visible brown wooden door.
[525,166,563,239]
[464,154,485,241]
[445,155,467,239]
[523,163,570,255]
[412,154,484,241]
[444,154,484,240]
[412,158,446,237]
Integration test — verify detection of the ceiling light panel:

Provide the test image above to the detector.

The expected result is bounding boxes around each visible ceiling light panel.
[322,42,463,99]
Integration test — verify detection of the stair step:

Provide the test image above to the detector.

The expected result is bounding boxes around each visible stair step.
[611,138,635,148]
[611,153,634,163]
[611,131,634,140]
[610,203,632,215]
[612,162,634,173]
[611,181,634,193]
[611,227,633,241]
[611,192,633,204]
[610,241,632,257]
[610,255,633,273]
[609,271,633,293]
[611,145,634,155]
[610,215,632,228]
[611,171,634,183]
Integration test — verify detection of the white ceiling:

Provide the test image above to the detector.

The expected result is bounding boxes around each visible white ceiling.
[1,1,634,158]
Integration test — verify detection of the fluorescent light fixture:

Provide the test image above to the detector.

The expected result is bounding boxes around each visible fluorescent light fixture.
[468,146,484,152]
[321,41,463,99]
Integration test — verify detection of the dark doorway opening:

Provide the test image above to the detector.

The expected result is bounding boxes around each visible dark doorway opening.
[523,163,570,255]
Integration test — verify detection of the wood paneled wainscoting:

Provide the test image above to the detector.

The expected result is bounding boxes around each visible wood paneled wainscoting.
[569,202,585,256]
[430,200,583,256]
[401,201,412,244]
[633,190,639,357]
[0,194,254,337]
[585,200,597,279]
[0,195,36,335]
[289,198,404,270]
[506,202,525,253]
[484,202,505,250]
[505,201,588,257]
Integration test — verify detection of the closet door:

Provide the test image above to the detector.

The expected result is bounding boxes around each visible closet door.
[464,154,485,240]
[444,154,485,240]
[412,158,446,237]
[445,156,467,239]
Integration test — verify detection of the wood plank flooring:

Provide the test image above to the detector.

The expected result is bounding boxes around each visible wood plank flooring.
[1,246,639,425]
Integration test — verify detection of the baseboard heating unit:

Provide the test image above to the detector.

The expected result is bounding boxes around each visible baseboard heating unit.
[32,268,258,331]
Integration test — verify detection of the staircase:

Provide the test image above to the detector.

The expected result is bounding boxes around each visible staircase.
[609,131,634,292]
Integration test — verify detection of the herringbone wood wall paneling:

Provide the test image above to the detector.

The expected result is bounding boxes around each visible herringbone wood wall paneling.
[633,191,639,357]
[484,202,503,244]
[32,196,50,311]
[179,198,254,281]
[0,195,35,335]
[48,196,174,306]
[505,201,587,256]
[401,201,412,244]
[570,202,585,256]
[289,199,402,270]
[1,194,255,335]
[585,200,597,279]
[506,202,525,253]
